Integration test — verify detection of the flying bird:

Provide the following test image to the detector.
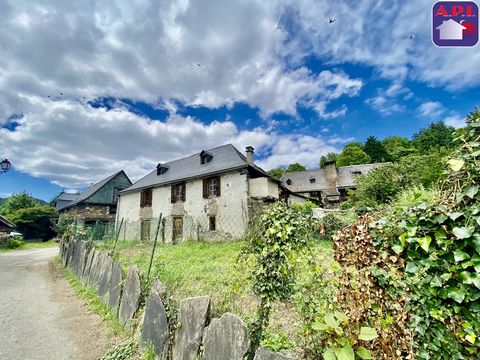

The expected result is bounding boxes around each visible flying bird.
[197,63,201,67]
[329,18,336,23]
[409,33,415,39]
[60,92,63,96]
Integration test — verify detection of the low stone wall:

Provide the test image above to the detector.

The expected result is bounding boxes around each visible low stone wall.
[59,240,294,360]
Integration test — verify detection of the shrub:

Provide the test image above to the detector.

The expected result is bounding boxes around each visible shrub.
[7,205,58,240]
[6,236,24,249]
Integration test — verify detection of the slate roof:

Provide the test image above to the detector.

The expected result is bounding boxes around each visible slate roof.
[0,215,15,229]
[122,144,270,193]
[56,192,80,202]
[280,163,386,193]
[58,170,129,210]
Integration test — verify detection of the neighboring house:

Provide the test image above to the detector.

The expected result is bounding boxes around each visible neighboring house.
[56,171,132,226]
[116,144,306,243]
[0,215,15,234]
[281,161,386,207]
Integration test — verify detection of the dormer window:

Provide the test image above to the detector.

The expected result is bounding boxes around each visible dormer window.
[286,179,292,185]
[309,176,316,183]
[352,171,362,178]
[200,150,213,164]
[157,163,169,175]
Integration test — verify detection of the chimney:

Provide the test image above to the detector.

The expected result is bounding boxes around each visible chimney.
[245,146,254,165]
[324,161,338,189]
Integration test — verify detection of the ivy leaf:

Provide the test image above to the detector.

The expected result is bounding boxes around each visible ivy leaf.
[323,348,336,360]
[454,249,470,262]
[464,185,479,199]
[447,287,467,303]
[452,227,475,239]
[417,236,432,252]
[435,213,448,224]
[448,212,463,220]
[405,262,419,273]
[447,158,465,171]
[334,345,355,360]
[391,243,404,254]
[358,327,378,341]
[460,271,480,289]
[356,347,373,359]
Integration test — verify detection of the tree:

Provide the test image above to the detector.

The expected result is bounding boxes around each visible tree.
[267,167,286,180]
[382,136,416,162]
[363,136,390,163]
[320,152,338,168]
[336,143,371,167]
[286,163,306,172]
[7,205,58,240]
[412,121,455,154]
[0,192,41,215]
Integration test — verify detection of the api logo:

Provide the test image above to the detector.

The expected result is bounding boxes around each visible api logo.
[432,1,479,47]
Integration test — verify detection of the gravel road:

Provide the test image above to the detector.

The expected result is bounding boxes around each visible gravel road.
[0,247,115,360]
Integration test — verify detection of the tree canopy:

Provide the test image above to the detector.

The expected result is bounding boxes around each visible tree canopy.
[363,136,390,163]
[412,121,456,154]
[320,152,338,168]
[382,136,416,161]
[336,143,371,167]
[267,167,286,180]
[286,163,306,172]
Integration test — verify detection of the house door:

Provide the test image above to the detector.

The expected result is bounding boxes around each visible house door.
[141,219,151,241]
[172,217,183,243]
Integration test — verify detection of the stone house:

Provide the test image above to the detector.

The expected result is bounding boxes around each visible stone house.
[116,144,306,243]
[281,161,386,207]
[56,170,132,227]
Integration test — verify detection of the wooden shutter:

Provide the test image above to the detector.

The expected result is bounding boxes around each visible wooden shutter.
[171,185,176,203]
[203,179,208,198]
[140,190,145,207]
[145,189,152,207]
[216,176,221,196]
[181,183,186,202]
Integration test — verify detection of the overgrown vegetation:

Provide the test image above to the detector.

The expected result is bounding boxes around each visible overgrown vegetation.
[331,109,480,359]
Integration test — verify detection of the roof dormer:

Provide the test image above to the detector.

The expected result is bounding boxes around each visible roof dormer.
[157,163,169,175]
[200,150,213,165]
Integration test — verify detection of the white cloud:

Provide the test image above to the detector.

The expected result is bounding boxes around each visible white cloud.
[0,0,363,124]
[365,95,405,116]
[418,101,445,118]
[0,97,338,187]
[444,115,465,128]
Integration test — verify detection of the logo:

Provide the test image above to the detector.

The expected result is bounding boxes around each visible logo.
[432,1,479,47]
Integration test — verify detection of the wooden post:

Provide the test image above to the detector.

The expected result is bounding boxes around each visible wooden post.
[111,217,124,256]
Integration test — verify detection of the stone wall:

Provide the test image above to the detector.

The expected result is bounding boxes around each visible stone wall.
[62,204,115,225]
[60,240,294,360]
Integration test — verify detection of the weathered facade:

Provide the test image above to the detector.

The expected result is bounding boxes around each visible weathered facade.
[56,171,132,226]
[281,162,387,207]
[117,144,306,243]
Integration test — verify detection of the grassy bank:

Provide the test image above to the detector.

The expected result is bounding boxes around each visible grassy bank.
[96,239,338,351]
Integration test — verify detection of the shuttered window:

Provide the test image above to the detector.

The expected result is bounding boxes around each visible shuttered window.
[140,188,153,207]
[171,183,186,203]
[202,176,221,198]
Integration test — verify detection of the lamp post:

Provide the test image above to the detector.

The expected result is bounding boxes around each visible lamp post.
[1,159,11,173]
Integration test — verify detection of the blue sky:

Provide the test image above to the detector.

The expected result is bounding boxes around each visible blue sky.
[0,0,479,201]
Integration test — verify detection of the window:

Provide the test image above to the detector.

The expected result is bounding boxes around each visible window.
[203,176,221,198]
[140,188,153,207]
[209,216,216,231]
[286,179,292,185]
[157,163,169,175]
[309,176,316,183]
[352,171,362,178]
[171,182,186,203]
[200,150,213,164]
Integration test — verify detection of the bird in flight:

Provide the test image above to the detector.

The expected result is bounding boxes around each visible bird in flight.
[197,63,201,67]
[409,33,415,39]
[329,18,336,23]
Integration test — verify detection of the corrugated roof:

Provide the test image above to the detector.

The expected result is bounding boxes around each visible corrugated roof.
[122,144,268,193]
[280,163,387,193]
[58,170,129,210]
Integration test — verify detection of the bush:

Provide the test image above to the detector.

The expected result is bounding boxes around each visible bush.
[7,205,58,240]
[6,236,24,249]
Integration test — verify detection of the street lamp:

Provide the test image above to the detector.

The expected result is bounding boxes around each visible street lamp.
[1,159,11,173]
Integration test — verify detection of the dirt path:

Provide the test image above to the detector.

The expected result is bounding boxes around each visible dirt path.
[0,247,117,360]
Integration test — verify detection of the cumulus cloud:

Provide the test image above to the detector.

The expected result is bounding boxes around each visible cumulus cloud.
[418,101,445,118]
[0,97,340,187]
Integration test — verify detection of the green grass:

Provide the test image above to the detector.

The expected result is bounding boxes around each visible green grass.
[0,239,59,253]
[106,239,338,351]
